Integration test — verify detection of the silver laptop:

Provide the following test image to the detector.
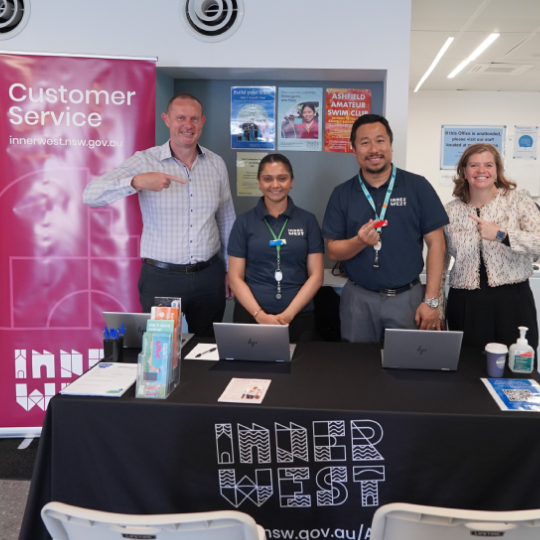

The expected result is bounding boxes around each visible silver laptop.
[213,323,296,362]
[103,312,194,348]
[381,328,463,371]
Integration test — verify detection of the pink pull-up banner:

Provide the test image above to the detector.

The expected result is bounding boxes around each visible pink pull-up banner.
[0,54,155,432]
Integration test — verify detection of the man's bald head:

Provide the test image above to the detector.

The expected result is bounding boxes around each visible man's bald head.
[166,93,204,115]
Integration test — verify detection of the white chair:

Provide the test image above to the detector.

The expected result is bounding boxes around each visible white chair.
[371,503,540,540]
[41,502,266,540]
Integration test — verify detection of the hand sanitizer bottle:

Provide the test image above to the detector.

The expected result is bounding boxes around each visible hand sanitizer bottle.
[508,326,534,374]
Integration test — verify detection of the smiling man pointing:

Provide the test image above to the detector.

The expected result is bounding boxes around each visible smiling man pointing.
[322,114,448,343]
[83,93,235,337]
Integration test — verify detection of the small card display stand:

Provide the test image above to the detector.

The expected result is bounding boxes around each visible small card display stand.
[136,300,182,399]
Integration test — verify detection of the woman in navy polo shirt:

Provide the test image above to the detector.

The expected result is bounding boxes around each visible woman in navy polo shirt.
[228,154,324,342]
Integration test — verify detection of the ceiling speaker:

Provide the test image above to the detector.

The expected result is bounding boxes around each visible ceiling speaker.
[181,0,244,43]
[0,0,30,40]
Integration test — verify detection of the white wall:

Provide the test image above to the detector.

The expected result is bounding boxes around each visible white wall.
[0,0,412,167]
[407,91,540,204]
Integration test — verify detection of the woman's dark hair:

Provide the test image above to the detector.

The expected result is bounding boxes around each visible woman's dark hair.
[301,103,316,115]
[453,143,516,203]
[350,114,393,149]
[257,153,294,178]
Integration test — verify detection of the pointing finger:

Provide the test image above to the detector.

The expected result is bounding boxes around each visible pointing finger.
[167,175,187,185]
[468,213,482,223]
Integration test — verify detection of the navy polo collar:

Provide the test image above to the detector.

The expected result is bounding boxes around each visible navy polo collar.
[254,196,296,220]
[356,165,395,191]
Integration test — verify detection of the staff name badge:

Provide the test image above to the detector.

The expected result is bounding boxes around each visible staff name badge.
[269,239,287,247]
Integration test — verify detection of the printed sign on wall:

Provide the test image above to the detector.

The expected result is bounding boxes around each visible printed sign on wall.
[277,87,323,152]
[324,89,371,153]
[513,126,538,160]
[440,125,506,169]
[231,86,276,150]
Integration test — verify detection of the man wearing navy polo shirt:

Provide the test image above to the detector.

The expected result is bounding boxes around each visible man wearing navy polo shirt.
[322,114,448,342]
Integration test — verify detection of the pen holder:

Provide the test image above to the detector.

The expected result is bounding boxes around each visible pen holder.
[104,336,124,362]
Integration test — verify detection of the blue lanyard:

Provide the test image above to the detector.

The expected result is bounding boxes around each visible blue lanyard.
[357,164,396,231]
[357,164,396,268]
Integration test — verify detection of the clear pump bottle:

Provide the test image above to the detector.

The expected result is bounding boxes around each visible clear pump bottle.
[508,326,535,374]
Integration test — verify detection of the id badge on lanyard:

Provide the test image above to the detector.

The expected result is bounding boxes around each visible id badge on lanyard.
[264,218,289,299]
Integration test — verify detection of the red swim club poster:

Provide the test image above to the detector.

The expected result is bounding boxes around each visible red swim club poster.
[0,54,155,430]
[324,88,372,153]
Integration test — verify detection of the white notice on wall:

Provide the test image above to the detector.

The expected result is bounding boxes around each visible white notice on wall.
[439,170,454,187]
[514,126,538,160]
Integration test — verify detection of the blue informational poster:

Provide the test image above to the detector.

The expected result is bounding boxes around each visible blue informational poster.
[440,125,506,169]
[482,378,540,411]
[231,86,275,150]
[277,87,323,152]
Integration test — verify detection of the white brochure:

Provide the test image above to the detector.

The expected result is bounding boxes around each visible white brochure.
[218,378,271,404]
[60,363,137,397]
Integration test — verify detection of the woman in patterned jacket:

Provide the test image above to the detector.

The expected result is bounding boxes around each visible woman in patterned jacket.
[440,143,540,350]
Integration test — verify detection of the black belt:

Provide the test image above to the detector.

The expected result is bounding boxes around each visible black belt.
[144,253,219,274]
[355,277,421,296]
[378,277,421,296]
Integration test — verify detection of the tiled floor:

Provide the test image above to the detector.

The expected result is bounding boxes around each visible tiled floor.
[0,480,30,540]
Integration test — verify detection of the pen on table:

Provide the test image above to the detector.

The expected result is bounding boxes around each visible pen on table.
[110,328,119,340]
[196,347,217,358]
[103,326,110,340]
[119,322,126,337]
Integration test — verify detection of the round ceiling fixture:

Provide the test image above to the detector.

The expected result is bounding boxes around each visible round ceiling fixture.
[0,0,30,40]
[180,0,244,43]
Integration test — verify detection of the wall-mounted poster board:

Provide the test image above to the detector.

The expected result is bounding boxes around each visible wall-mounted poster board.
[440,125,506,169]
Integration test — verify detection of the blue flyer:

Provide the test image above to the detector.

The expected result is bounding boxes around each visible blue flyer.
[482,378,540,411]
[231,86,275,150]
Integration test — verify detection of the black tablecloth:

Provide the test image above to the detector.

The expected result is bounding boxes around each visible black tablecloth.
[20,342,540,540]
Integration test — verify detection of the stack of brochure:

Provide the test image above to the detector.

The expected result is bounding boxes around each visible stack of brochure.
[136,302,181,399]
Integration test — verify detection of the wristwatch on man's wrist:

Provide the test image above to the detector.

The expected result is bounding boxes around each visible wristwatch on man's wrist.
[495,229,506,243]
[423,297,439,309]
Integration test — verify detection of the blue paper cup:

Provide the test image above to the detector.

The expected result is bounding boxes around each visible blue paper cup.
[485,343,508,378]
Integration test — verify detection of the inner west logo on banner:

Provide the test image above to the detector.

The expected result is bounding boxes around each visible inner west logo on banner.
[14,348,103,411]
[215,420,385,509]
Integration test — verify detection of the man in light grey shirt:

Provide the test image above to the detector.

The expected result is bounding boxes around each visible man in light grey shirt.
[83,93,235,336]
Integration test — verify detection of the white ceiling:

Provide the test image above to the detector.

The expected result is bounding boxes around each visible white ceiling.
[410,0,540,91]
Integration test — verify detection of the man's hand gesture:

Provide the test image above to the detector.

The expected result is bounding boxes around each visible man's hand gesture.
[131,172,186,192]
[358,219,380,247]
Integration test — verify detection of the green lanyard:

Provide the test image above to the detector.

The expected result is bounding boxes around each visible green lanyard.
[263,217,289,300]
[263,218,289,259]
[357,164,396,268]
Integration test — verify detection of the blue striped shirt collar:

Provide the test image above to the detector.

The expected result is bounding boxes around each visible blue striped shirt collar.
[159,141,206,162]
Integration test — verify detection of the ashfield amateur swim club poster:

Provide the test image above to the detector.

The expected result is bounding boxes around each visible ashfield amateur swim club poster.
[324,89,371,153]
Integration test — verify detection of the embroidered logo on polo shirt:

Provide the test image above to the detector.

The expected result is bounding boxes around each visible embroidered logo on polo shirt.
[390,197,406,206]
[288,228,305,236]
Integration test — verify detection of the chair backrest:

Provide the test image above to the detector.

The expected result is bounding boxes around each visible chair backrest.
[41,502,265,540]
[371,503,540,540]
